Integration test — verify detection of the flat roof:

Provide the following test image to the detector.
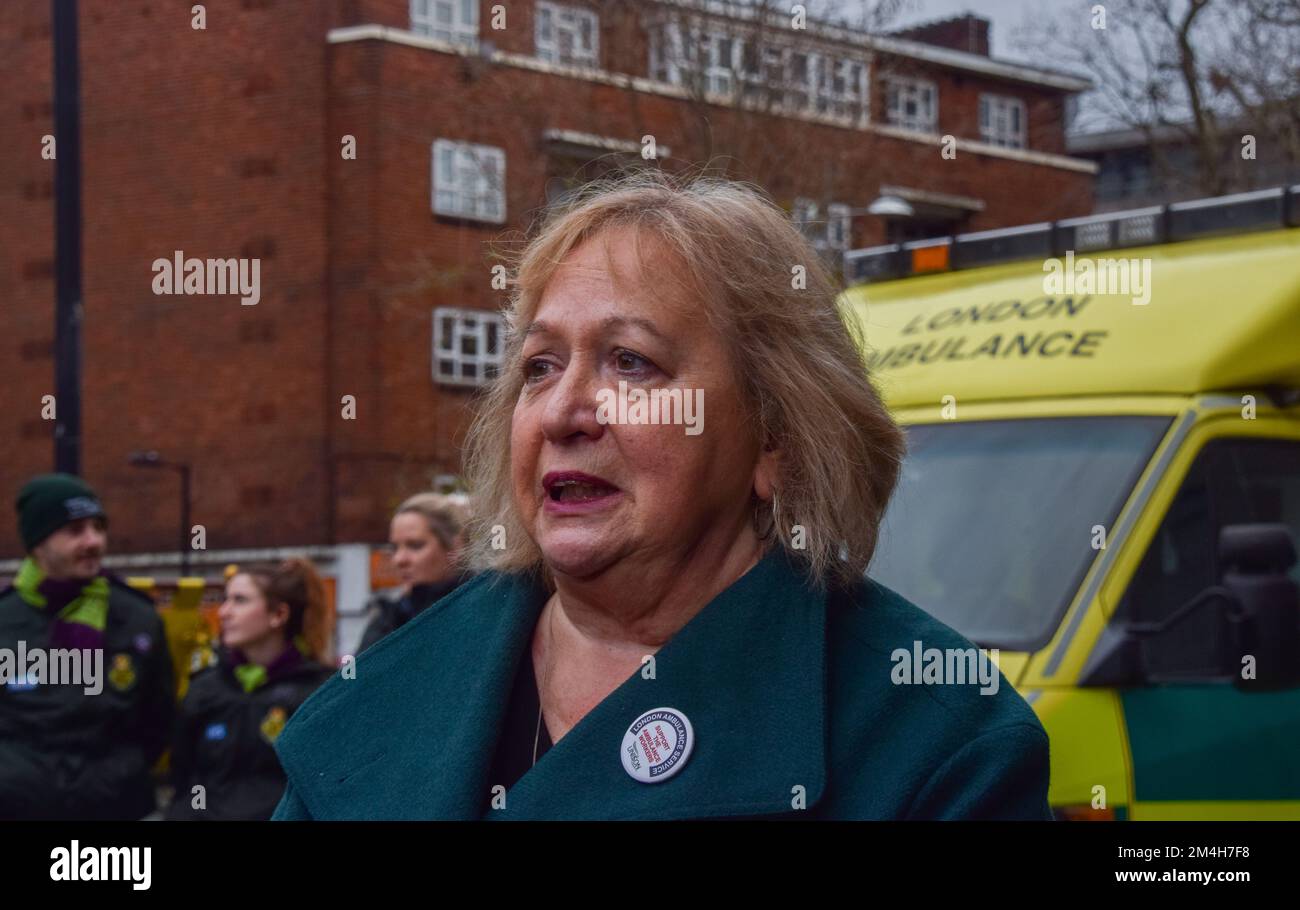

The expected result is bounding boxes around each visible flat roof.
[842,228,1300,408]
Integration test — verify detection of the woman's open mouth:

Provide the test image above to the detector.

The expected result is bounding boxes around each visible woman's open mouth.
[542,471,622,513]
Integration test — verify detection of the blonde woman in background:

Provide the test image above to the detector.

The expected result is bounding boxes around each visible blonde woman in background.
[357,492,472,654]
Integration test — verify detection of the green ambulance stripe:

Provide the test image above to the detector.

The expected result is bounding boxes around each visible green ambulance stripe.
[1121,684,1300,801]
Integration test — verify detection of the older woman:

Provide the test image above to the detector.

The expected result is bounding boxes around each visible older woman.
[271,171,1051,820]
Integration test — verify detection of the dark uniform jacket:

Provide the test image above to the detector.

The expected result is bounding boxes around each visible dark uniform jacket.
[167,646,332,820]
[355,573,470,655]
[272,546,1052,820]
[0,576,174,820]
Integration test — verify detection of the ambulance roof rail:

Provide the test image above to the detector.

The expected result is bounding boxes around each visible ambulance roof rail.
[844,183,1300,285]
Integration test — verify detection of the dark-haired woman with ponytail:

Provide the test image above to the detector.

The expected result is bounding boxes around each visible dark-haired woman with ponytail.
[166,559,333,820]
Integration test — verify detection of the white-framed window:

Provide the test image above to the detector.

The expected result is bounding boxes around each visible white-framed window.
[433,306,504,388]
[885,77,938,132]
[676,22,709,93]
[792,196,819,230]
[432,139,505,224]
[536,2,599,68]
[646,21,866,123]
[793,198,853,251]
[979,93,1026,149]
[826,202,852,251]
[816,58,867,119]
[785,50,811,110]
[648,21,688,83]
[411,0,479,48]
[648,23,668,81]
[756,44,866,121]
[703,31,736,95]
[761,42,784,85]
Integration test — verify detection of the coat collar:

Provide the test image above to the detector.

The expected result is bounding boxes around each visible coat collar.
[278,546,828,820]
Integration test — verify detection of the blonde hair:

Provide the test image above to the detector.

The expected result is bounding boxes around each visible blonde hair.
[463,168,906,589]
[393,492,470,554]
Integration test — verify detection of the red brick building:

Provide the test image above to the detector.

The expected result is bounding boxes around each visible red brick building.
[1,0,1095,558]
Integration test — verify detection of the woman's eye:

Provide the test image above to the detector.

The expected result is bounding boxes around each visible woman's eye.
[614,349,654,375]
[522,358,552,383]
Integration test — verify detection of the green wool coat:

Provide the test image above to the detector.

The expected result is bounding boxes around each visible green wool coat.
[272,546,1052,820]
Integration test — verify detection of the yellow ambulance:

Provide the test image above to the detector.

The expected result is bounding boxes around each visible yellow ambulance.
[842,186,1300,820]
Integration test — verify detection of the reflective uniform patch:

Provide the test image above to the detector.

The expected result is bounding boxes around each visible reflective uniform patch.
[108,653,136,692]
[260,706,288,744]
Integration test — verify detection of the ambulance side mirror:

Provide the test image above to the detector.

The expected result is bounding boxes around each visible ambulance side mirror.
[1220,523,1300,691]
[1081,524,1300,688]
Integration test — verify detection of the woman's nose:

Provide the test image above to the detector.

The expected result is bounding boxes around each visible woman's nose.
[541,358,606,442]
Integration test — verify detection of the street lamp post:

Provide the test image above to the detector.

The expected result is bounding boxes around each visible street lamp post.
[52,0,84,475]
[129,451,193,576]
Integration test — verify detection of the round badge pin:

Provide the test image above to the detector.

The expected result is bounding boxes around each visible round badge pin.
[620,707,694,784]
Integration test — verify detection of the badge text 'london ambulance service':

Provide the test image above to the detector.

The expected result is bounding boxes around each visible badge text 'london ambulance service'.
[621,707,694,784]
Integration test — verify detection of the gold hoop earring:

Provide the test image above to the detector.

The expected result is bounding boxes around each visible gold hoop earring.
[754,490,779,542]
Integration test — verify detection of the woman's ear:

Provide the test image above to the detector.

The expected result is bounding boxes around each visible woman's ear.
[753,442,780,502]
[269,601,291,630]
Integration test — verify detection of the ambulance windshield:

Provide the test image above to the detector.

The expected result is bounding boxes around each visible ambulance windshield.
[870,415,1172,652]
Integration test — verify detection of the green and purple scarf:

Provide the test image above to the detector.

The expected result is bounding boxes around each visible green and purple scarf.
[14,556,110,651]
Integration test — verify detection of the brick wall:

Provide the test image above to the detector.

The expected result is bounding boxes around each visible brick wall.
[0,0,1093,555]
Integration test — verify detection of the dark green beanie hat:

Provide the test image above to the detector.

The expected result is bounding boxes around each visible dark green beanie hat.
[15,473,107,551]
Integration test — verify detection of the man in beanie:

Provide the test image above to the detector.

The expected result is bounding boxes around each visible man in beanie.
[0,474,175,820]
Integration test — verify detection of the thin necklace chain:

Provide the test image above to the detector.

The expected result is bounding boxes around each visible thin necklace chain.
[532,599,557,766]
[531,704,543,766]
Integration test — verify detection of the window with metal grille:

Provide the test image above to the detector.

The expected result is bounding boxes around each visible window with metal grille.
[794,197,853,251]
[432,139,505,224]
[411,0,478,48]
[646,21,866,123]
[885,77,937,132]
[433,306,504,388]
[979,93,1026,149]
[536,2,599,68]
